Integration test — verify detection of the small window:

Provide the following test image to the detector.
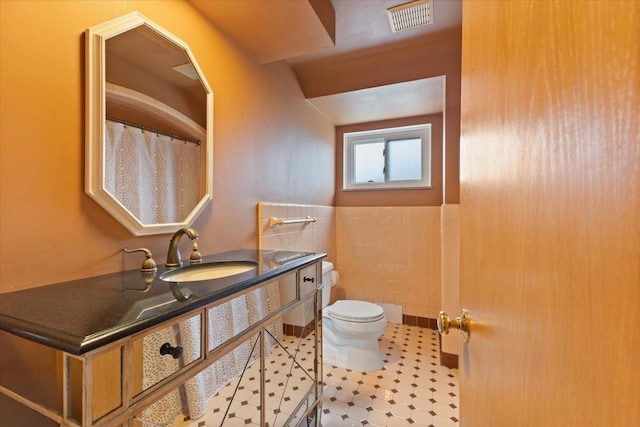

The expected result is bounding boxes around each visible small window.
[343,124,431,190]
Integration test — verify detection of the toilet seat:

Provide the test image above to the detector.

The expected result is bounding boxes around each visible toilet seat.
[325,300,385,323]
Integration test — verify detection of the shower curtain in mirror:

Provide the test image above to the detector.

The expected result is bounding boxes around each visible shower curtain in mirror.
[105,120,200,224]
[139,283,284,426]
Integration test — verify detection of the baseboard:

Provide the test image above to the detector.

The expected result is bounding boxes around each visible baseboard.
[402,314,438,330]
[440,351,459,369]
[283,322,315,338]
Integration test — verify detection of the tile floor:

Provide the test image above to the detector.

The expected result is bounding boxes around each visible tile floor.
[321,324,459,427]
[177,323,459,427]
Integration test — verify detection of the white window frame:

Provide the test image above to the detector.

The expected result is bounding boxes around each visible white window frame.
[343,124,432,191]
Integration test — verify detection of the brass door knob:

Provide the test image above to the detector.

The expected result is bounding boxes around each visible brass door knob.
[437,310,471,342]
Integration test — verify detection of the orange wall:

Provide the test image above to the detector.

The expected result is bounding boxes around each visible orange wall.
[0,0,334,292]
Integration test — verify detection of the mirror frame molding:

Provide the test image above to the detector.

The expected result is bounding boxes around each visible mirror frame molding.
[85,12,213,236]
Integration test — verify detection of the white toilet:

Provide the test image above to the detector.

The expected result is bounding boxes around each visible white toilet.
[321,261,387,371]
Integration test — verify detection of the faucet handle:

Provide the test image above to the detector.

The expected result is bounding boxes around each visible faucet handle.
[190,241,203,264]
[123,247,158,273]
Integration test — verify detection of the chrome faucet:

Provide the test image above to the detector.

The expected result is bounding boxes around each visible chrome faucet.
[166,227,200,269]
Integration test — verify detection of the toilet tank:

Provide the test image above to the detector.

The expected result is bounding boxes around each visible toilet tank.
[321,261,335,308]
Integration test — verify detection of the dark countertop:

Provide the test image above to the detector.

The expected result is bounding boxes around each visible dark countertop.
[0,249,325,355]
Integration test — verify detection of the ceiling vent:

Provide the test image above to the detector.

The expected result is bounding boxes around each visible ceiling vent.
[387,0,433,33]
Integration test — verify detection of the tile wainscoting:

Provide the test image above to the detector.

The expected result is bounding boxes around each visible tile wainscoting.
[257,202,336,259]
[258,202,336,336]
[336,206,442,320]
[257,202,460,365]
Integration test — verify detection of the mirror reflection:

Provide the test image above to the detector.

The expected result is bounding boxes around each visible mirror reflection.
[264,321,318,425]
[86,12,213,235]
[128,273,320,425]
[205,319,317,426]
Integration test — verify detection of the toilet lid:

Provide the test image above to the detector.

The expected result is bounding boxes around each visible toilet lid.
[326,300,385,323]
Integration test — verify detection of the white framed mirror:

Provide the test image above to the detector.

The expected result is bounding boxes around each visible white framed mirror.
[85,12,213,236]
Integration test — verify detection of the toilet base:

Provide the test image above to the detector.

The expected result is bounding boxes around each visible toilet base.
[322,335,384,372]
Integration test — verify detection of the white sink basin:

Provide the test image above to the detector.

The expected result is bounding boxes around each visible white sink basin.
[160,261,258,282]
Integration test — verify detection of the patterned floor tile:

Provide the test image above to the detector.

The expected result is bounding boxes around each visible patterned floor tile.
[321,325,460,427]
[178,324,459,426]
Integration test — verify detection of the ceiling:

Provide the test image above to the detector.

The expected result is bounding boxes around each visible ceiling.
[106,25,208,130]
[189,0,462,125]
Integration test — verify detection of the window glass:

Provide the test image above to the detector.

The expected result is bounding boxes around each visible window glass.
[387,137,422,181]
[354,141,385,183]
[343,124,431,191]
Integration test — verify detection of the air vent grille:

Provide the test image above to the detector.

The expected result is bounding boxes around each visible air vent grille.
[387,0,433,33]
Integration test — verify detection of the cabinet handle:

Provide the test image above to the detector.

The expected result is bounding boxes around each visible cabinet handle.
[303,276,315,283]
[159,342,183,359]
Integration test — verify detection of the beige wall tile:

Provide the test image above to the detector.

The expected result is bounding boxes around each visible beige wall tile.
[259,203,459,331]
[336,206,444,318]
[257,202,336,261]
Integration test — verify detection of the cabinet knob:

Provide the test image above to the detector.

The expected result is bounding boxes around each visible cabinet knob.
[303,276,315,283]
[159,342,183,359]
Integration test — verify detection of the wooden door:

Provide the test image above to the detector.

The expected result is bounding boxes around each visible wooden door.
[459,1,639,425]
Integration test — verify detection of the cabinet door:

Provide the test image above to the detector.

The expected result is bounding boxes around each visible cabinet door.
[131,313,203,397]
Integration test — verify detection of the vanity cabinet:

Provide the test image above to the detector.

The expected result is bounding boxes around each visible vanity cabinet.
[0,251,324,427]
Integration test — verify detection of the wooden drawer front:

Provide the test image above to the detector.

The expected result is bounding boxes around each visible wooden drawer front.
[299,263,319,298]
[132,313,203,396]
